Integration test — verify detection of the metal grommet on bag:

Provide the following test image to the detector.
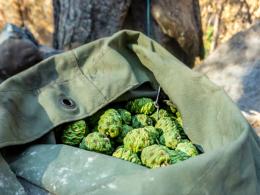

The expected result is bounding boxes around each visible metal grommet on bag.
[59,96,77,110]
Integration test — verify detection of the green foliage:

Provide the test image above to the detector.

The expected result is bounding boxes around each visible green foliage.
[204,25,214,56]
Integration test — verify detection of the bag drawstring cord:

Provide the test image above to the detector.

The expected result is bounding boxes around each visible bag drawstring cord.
[146,0,161,119]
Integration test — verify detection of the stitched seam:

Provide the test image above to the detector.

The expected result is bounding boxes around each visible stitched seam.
[38,53,84,93]
[72,49,108,100]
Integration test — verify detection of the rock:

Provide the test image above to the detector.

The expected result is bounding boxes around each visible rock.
[152,0,204,66]
[195,23,260,131]
[0,23,39,45]
[0,24,61,82]
[0,38,42,82]
[0,0,54,46]
[38,45,62,59]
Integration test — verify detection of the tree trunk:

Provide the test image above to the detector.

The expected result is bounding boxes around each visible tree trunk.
[53,0,131,50]
[53,0,204,67]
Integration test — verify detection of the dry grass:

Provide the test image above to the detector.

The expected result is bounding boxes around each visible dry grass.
[243,111,260,136]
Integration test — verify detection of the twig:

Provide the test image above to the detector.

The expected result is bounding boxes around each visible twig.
[210,0,226,52]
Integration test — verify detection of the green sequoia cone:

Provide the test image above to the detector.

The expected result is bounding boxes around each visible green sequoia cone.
[167,149,190,164]
[164,100,178,114]
[163,100,185,135]
[176,141,199,157]
[155,117,179,134]
[132,114,153,128]
[61,97,196,168]
[174,111,183,128]
[126,97,155,115]
[159,130,181,149]
[61,120,88,146]
[86,109,105,128]
[98,109,122,138]
[141,144,171,168]
[144,126,161,139]
[117,109,131,124]
[116,124,133,143]
[112,146,141,165]
[79,132,113,154]
[150,109,172,123]
[123,127,157,153]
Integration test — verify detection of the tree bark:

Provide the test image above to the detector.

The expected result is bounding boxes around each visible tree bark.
[151,0,204,65]
[53,0,204,67]
[53,0,131,50]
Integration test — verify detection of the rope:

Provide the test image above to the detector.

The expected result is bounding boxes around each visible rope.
[146,0,161,119]
[154,86,161,120]
[146,0,151,37]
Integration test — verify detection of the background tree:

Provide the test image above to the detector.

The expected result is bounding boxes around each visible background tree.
[52,0,204,67]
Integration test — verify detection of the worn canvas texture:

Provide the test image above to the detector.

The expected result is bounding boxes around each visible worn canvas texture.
[0,30,259,195]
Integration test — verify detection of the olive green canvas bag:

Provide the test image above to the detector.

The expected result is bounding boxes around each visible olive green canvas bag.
[0,30,259,195]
